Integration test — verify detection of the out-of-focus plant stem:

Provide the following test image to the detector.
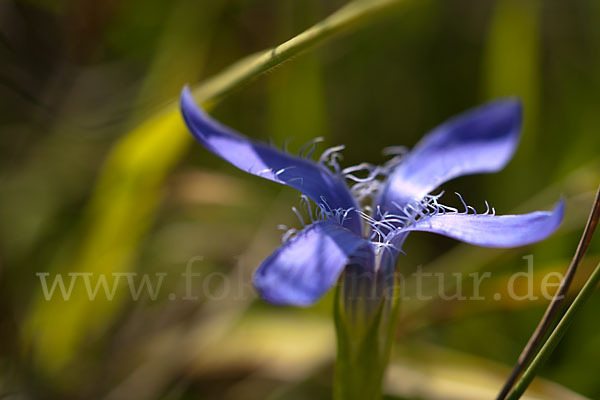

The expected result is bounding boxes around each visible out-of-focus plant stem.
[190,0,408,107]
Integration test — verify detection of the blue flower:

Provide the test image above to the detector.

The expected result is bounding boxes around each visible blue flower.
[180,88,564,307]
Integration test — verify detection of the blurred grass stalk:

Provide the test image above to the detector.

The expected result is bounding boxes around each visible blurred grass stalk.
[24,0,411,382]
[505,188,600,399]
[506,257,600,399]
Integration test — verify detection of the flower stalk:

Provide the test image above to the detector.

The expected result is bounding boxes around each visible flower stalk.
[333,259,401,400]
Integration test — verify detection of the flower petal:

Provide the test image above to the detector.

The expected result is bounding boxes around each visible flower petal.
[254,220,374,306]
[378,99,522,212]
[403,200,564,248]
[180,88,360,232]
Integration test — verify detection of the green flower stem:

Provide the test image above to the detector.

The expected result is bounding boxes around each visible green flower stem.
[506,259,600,399]
[334,270,401,400]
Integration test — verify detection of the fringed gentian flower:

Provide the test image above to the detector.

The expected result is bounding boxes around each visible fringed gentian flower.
[181,88,564,400]
[180,88,564,307]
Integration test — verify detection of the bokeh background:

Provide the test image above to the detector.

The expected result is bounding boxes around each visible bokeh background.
[1,0,600,399]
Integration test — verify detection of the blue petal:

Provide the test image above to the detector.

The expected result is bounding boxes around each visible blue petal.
[378,99,522,212]
[253,220,374,306]
[403,200,564,248]
[180,87,360,233]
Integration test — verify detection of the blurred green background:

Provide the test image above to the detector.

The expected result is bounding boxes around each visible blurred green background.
[1,0,599,399]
